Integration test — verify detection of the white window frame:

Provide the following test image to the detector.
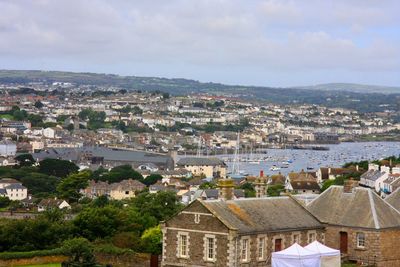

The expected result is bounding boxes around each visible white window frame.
[292,232,300,244]
[308,231,316,243]
[257,236,266,260]
[204,234,217,262]
[177,232,189,258]
[241,237,250,262]
[356,232,365,248]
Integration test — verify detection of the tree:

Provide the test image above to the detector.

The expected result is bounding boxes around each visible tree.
[142,174,163,186]
[39,158,79,178]
[162,92,170,99]
[0,196,10,208]
[98,165,143,183]
[27,114,43,127]
[12,109,27,120]
[239,182,255,198]
[57,171,91,203]
[62,238,97,267]
[15,154,35,167]
[131,191,183,221]
[73,205,125,240]
[34,100,44,109]
[140,225,162,255]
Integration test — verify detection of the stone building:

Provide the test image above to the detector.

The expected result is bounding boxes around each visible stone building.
[161,179,324,266]
[307,182,400,267]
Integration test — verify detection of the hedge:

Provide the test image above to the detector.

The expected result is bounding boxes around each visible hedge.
[0,248,64,260]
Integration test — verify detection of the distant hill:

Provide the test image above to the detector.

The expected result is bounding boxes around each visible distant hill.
[0,70,399,113]
[293,83,400,94]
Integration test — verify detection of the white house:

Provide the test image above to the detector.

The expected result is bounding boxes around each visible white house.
[0,178,28,201]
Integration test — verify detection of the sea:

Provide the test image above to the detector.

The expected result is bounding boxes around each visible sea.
[216,142,400,176]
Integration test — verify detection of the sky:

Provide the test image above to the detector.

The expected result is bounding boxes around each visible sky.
[0,0,399,87]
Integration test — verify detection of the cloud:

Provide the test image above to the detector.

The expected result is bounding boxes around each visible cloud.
[0,0,399,86]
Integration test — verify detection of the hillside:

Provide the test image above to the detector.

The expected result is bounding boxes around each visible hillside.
[293,83,400,94]
[0,70,399,113]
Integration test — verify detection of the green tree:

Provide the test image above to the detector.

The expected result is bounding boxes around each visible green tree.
[73,205,125,240]
[0,196,11,208]
[57,171,91,203]
[38,158,79,178]
[12,109,27,120]
[34,100,44,109]
[14,154,35,167]
[131,191,183,221]
[142,174,163,186]
[62,238,96,267]
[140,225,162,255]
[99,165,143,183]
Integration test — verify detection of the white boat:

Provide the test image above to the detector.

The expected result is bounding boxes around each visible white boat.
[270,166,281,171]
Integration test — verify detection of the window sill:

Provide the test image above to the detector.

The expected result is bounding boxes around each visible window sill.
[355,247,366,251]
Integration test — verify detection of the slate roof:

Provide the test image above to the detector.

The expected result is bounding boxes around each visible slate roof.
[290,180,320,191]
[32,147,173,166]
[5,183,27,190]
[360,170,385,182]
[110,179,146,191]
[201,196,323,234]
[307,186,400,229]
[177,157,226,166]
[203,189,244,199]
[385,187,400,212]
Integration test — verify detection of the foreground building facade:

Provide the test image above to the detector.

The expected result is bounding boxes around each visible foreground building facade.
[162,196,324,266]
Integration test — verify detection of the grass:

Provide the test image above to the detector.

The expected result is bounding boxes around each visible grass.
[17,264,61,267]
[0,114,14,120]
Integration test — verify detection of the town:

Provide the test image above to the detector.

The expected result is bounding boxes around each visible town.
[1,81,400,266]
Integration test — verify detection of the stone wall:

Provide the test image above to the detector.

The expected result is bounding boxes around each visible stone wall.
[234,229,325,267]
[324,225,397,266]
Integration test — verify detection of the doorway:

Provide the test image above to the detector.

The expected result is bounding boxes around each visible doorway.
[340,232,348,254]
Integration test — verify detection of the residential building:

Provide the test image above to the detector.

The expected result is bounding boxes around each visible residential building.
[176,157,227,179]
[307,182,400,266]
[38,198,71,212]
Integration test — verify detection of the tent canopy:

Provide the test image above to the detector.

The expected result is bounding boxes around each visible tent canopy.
[273,243,320,259]
[305,241,340,257]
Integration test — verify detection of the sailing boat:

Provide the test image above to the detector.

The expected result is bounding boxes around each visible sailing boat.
[229,132,248,178]
[248,145,260,164]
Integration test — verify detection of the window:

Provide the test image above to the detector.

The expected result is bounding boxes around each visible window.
[125,191,129,195]
[356,232,365,248]
[308,232,316,243]
[241,238,249,262]
[258,237,265,260]
[178,233,189,258]
[292,234,300,244]
[206,237,215,261]
[194,213,200,224]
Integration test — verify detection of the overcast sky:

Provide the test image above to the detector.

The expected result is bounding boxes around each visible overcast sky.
[0,0,399,87]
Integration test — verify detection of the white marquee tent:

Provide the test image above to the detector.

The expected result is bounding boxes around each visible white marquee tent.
[271,243,321,267]
[305,241,341,267]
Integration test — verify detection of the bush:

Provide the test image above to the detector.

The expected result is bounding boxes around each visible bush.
[0,248,64,260]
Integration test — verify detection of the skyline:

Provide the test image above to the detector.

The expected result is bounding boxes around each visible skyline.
[1,0,399,87]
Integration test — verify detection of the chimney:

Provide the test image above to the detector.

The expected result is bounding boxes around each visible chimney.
[260,170,264,177]
[343,178,358,193]
[218,179,235,201]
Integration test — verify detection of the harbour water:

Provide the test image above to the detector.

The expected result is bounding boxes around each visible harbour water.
[217,142,400,176]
